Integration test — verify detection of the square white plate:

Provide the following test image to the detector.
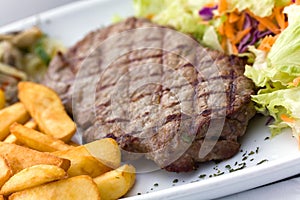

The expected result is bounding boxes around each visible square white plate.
[1,0,300,199]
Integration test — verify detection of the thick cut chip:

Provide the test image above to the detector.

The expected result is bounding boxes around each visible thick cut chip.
[0,89,5,110]
[10,123,72,152]
[8,175,101,200]
[0,142,70,173]
[0,155,13,188]
[52,138,120,177]
[0,164,66,195]
[0,102,30,141]
[18,82,76,142]
[93,164,136,200]
[4,120,38,144]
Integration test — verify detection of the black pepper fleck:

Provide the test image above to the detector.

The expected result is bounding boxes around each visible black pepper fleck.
[199,174,206,179]
[264,137,270,140]
[257,159,268,165]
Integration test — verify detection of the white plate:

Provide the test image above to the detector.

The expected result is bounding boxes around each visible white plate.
[1,0,300,199]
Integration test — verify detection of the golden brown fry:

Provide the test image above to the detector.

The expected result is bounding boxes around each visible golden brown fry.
[23,120,38,129]
[0,103,30,141]
[0,155,13,188]
[93,164,136,200]
[4,120,38,144]
[52,138,120,177]
[18,82,76,142]
[0,195,4,200]
[3,134,18,144]
[0,89,5,110]
[84,138,121,169]
[9,175,101,200]
[0,142,70,173]
[0,164,66,196]
[10,123,73,152]
[68,141,80,147]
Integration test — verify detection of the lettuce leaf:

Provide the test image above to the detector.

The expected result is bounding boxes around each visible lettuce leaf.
[133,0,221,48]
[227,0,290,17]
[245,4,300,142]
[252,87,300,138]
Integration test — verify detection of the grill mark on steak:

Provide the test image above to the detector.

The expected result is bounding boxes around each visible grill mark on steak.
[43,17,256,172]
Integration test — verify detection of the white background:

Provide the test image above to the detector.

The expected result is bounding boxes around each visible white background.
[1,0,300,199]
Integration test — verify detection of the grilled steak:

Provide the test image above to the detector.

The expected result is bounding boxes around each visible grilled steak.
[43,17,256,172]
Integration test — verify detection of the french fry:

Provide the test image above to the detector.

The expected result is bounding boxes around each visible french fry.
[9,175,101,200]
[52,138,121,177]
[93,164,136,200]
[0,89,5,110]
[10,123,73,152]
[0,142,70,173]
[4,120,38,144]
[84,138,121,169]
[0,164,66,196]
[18,82,76,142]
[0,103,30,141]
[0,155,13,188]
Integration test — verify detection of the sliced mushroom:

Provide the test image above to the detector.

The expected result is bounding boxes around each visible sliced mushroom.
[0,41,23,69]
[12,27,43,48]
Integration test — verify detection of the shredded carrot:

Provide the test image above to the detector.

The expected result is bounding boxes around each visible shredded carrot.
[228,10,240,23]
[233,27,251,44]
[218,23,225,35]
[146,14,154,20]
[274,7,287,30]
[204,2,217,8]
[221,37,227,52]
[291,77,300,87]
[258,23,267,32]
[218,0,228,14]
[230,40,238,54]
[281,114,295,123]
[257,35,278,52]
[246,10,280,34]
[224,20,235,39]
[236,13,245,30]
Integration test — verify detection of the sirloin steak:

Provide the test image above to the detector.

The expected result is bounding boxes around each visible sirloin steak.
[43,17,256,172]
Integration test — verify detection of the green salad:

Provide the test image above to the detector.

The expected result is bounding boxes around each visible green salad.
[133,0,300,145]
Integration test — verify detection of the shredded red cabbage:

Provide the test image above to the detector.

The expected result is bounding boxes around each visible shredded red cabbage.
[238,14,274,53]
[199,5,217,21]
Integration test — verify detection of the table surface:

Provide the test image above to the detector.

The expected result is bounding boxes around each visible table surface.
[1,0,299,199]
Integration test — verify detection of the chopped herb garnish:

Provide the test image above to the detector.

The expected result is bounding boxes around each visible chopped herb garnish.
[173,179,179,183]
[250,158,254,161]
[213,172,224,177]
[234,161,238,166]
[242,151,248,157]
[137,193,141,195]
[154,183,159,187]
[256,147,260,154]
[264,137,270,140]
[34,37,51,65]
[248,151,255,156]
[199,174,206,179]
[257,159,268,165]
[225,165,231,170]
[242,156,248,161]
